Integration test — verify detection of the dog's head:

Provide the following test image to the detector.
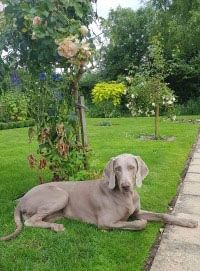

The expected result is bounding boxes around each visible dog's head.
[103,154,149,192]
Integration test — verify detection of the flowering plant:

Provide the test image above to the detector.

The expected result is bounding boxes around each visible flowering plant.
[125,35,176,139]
[126,74,176,117]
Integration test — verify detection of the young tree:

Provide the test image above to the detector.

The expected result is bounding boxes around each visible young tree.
[126,35,175,139]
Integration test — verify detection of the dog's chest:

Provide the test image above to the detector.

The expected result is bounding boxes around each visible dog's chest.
[113,194,136,220]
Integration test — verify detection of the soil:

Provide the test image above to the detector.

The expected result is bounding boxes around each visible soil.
[139,135,176,142]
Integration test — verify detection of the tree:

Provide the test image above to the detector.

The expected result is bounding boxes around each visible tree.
[100,1,200,103]
[149,0,200,102]
[100,6,153,80]
[126,36,175,139]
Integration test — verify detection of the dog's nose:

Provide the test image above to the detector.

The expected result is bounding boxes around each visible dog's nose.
[121,183,131,191]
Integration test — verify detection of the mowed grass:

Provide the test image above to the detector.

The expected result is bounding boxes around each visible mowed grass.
[0,117,199,271]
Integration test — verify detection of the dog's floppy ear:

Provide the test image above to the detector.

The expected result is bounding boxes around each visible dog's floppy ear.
[135,156,149,187]
[103,158,116,189]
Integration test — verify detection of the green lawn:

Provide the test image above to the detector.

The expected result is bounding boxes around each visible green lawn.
[0,117,199,271]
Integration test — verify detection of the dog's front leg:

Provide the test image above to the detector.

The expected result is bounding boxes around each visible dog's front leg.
[134,210,198,228]
[98,219,147,231]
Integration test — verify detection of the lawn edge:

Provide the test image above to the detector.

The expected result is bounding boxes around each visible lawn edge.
[143,128,200,271]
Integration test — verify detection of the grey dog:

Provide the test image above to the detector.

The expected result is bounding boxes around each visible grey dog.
[0,154,198,241]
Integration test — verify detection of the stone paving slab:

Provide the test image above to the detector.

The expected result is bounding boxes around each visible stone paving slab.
[182,182,200,196]
[162,214,200,246]
[185,173,200,182]
[150,239,200,271]
[190,158,200,165]
[193,153,200,159]
[187,164,200,174]
[174,194,200,215]
[150,136,200,271]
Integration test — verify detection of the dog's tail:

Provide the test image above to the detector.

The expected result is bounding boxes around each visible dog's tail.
[0,205,23,241]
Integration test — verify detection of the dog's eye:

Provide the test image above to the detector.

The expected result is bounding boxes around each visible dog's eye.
[115,166,121,172]
[128,165,135,170]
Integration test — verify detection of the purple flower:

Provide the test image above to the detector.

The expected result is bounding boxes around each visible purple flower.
[10,72,20,86]
[39,72,46,81]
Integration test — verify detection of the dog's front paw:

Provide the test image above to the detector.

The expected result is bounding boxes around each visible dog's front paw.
[52,224,65,232]
[187,220,198,228]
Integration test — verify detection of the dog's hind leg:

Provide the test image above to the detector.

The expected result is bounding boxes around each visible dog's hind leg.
[24,192,68,232]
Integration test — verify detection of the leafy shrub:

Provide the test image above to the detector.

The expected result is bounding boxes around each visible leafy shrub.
[174,97,200,115]
[91,81,125,117]
[92,81,126,105]
[0,120,35,130]
[80,72,103,102]
[0,91,29,122]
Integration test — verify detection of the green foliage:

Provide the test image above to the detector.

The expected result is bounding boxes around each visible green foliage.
[100,7,152,80]
[92,81,126,105]
[91,81,125,118]
[80,72,103,102]
[0,0,94,70]
[0,120,35,130]
[0,91,29,121]
[174,97,200,116]
[88,101,122,118]
[100,1,200,102]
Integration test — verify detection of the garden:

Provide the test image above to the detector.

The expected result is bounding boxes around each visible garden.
[0,0,200,271]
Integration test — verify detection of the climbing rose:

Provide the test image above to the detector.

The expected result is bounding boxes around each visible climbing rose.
[57,37,78,59]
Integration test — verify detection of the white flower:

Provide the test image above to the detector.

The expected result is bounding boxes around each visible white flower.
[171,115,176,121]
[172,97,176,102]
[131,111,136,116]
[126,103,130,108]
[131,94,135,99]
[150,110,155,115]
[152,102,155,107]
[0,2,5,12]
[167,100,173,105]
[138,109,143,114]
[80,25,89,36]
[125,76,132,83]
[31,32,37,40]
[123,89,127,94]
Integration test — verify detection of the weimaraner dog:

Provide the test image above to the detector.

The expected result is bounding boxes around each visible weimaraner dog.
[0,154,198,241]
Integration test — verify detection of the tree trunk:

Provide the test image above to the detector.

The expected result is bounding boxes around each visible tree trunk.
[155,105,160,139]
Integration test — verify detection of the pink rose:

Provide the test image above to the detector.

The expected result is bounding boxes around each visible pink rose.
[58,38,78,59]
[32,16,42,26]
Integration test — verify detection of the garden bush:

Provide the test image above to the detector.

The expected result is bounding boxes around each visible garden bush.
[91,81,126,118]
[174,97,200,116]
[0,91,29,122]
[0,120,35,130]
